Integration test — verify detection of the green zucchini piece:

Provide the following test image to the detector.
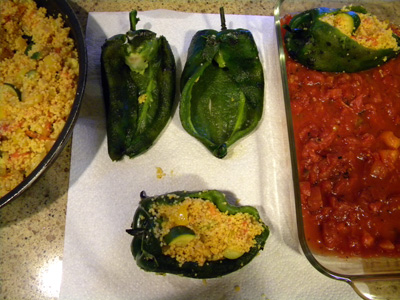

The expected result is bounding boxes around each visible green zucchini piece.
[335,12,361,34]
[25,70,38,78]
[163,226,196,246]
[1,83,22,101]
[30,52,42,60]
[22,35,34,55]
[223,248,244,259]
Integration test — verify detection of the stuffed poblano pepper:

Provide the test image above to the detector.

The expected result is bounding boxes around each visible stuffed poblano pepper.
[127,190,269,278]
[180,8,264,159]
[284,6,400,73]
[101,11,176,161]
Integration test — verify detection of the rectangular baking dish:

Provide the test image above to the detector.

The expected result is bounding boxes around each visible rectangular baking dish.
[274,0,400,299]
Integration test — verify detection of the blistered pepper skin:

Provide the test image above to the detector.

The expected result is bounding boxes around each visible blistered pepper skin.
[180,8,264,158]
[284,7,400,73]
[101,11,176,161]
[127,190,269,278]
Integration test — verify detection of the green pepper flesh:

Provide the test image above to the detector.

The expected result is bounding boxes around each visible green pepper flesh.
[284,7,400,73]
[180,8,264,158]
[101,11,176,161]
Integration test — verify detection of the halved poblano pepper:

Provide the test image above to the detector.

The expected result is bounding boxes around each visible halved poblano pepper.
[284,6,400,73]
[126,190,269,278]
[180,8,264,158]
[101,11,176,161]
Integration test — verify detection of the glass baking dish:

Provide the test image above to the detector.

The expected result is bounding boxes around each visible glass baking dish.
[274,0,400,299]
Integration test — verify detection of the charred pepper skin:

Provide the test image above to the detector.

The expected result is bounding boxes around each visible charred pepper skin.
[101,11,176,161]
[284,7,400,73]
[127,190,269,278]
[180,8,264,159]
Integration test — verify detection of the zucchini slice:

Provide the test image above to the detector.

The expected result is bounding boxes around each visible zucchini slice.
[163,226,196,246]
[334,11,361,34]
[223,248,245,259]
[1,83,22,101]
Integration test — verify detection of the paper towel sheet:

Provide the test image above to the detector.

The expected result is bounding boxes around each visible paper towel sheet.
[60,10,357,300]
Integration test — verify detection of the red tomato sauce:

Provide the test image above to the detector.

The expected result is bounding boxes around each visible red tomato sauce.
[282,15,400,257]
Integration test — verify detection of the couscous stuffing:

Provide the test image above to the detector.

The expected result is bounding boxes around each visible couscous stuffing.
[149,197,265,266]
[320,10,400,51]
[0,0,79,197]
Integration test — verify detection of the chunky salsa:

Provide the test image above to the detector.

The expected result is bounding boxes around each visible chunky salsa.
[283,15,400,257]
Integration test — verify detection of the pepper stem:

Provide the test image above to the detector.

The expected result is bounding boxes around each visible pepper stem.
[126,228,145,236]
[140,191,147,199]
[220,7,227,31]
[129,10,139,31]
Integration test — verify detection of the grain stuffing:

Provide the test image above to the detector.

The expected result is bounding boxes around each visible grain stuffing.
[129,190,269,278]
[320,10,399,51]
[0,0,79,197]
[150,197,265,266]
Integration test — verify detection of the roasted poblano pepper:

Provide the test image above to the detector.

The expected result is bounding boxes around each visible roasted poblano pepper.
[284,7,400,73]
[180,8,264,158]
[127,190,269,278]
[101,11,176,161]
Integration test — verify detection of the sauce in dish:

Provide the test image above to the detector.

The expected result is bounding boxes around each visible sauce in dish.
[283,14,400,257]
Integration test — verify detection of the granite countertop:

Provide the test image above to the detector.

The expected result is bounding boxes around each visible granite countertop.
[1,1,399,299]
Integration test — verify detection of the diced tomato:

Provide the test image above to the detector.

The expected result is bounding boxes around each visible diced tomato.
[361,231,375,248]
[300,181,311,197]
[322,222,340,249]
[379,240,395,251]
[370,160,388,179]
[308,187,323,212]
[379,131,400,149]
[379,149,399,166]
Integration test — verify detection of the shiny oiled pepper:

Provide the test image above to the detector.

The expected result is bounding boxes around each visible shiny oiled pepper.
[284,6,400,73]
[101,11,176,161]
[126,190,269,278]
[180,8,264,158]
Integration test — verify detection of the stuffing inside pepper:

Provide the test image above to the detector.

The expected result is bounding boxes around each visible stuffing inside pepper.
[150,197,264,266]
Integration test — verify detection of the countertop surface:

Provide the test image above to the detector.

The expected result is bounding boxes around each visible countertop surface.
[1,1,400,300]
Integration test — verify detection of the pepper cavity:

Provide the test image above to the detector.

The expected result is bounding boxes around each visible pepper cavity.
[179,8,264,158]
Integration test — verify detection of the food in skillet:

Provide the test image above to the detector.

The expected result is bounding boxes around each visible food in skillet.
[0,0,79,197]
[284,6,400,72]
[127,190,269,278]
[282,9,400,257]
[101,10,176,161]
[180,8,264,158]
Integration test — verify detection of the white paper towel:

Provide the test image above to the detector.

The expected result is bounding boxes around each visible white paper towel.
[60,10,358,300]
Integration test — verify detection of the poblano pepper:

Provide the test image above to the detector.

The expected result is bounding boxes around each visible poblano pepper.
[101,11,176,161]
[180,8,264,159]
[284,6,400,73]
[126,190,269,278]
